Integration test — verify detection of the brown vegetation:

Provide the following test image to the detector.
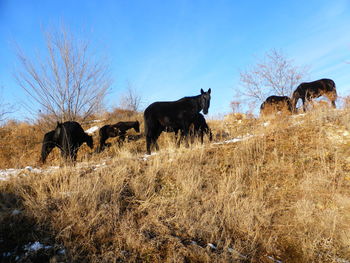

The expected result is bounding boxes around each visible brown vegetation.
[1,107,350,262]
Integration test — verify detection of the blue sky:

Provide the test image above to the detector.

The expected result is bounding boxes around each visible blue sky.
[1,0,350,120]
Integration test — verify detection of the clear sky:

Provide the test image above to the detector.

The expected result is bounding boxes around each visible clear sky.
[1,0,350,120]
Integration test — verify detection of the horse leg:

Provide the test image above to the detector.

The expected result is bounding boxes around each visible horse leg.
[154,127,163,151]
[331,100,336,108]
[177,130,183,147]
[146,136,152,155]
[182,127,190,148]
[302,97,307,112]
[72,147,78,162]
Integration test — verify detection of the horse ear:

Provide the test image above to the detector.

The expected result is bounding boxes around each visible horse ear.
[208,88,211,94]
[201,89,204,94]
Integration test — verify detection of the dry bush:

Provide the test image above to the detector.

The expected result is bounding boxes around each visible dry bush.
[1,108,350,262]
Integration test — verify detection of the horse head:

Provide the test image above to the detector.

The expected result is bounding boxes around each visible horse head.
[200,88,211,114]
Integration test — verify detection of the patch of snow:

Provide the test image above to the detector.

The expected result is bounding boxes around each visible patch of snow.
[227,247,248,259]
[94,162,107,169]
[85,126,99,134]
[141,153,157,161]
[267,255,283,263]
[0,168,21,181]
[213,134,254,145]
[207,243,217,250]
[24,166,42,173]
[24,241,52,252]
[57,249,66,255]
[11,209,21,216]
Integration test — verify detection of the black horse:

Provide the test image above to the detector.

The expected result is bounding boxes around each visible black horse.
[165,113,213,144]
[189,113,213,143]
[40,121,93,163]
[144,88,211,154]
[98,121,140,152]
[291,78,337,112]
[260,95,292,115]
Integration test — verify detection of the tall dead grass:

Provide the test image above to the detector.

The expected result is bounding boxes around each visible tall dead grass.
[1,108,350,262]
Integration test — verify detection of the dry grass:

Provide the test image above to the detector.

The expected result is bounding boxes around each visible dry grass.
[1,108,350,262]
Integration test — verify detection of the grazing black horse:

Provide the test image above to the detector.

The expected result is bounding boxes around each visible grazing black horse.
[291,78,337,112]
[144,88,211,154]
[98,121,140,152]
[40,121,93,163]
[164,113,213,144]
[260,95,292,115]
[189,113,213,143]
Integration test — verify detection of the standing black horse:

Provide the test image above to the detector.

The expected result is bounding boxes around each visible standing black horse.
[260,95,292,115]
[98,121,140,152]
[40,121,93,163]
[291,78,337,112]
[144,88,211,154]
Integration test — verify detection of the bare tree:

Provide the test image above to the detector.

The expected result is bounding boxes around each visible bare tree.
[14,27,112,122]
[238,49,308,108]
[119,82,142,112]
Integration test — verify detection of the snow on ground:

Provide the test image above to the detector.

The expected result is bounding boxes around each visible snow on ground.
[212,134,255,145]
[141,152,157,161]
[0,166,43,181]
[0,159,111,182]
[85,125,99,134]
[24,241,52,252]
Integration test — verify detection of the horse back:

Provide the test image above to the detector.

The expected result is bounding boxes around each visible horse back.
[59,121,88,145]
[298,78,336,95]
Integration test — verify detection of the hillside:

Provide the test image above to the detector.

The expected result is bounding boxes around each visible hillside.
[1,108,350,262]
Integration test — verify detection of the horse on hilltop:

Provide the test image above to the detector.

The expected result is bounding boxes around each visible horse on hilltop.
[260,95,292,115]
[291,78,337,112]
[144,88,211,154]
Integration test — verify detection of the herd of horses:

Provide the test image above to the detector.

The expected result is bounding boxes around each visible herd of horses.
[40,78,337,163]
[260,78,337,114]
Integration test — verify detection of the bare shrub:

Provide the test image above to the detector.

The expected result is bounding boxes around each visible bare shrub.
[119,82,142,112]
[14,26,112,122]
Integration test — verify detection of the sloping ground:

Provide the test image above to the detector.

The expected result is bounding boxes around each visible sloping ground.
[1,108,350,262]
